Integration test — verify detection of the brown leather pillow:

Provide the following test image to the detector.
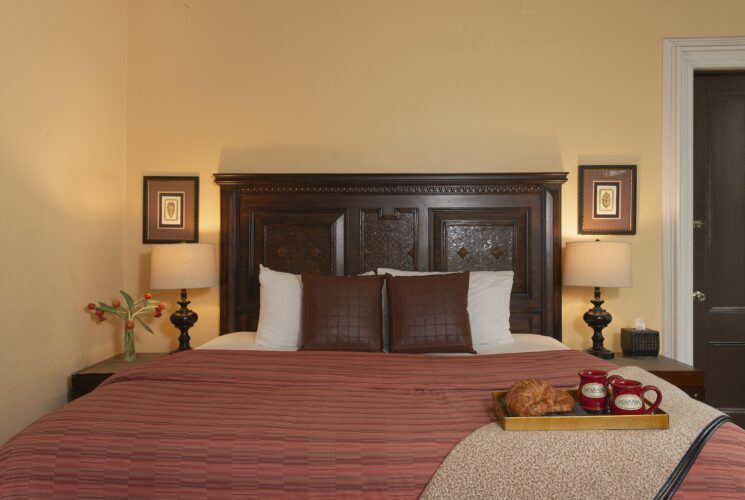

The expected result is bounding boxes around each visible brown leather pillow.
[301,274,385,351]
[386,272,475,354]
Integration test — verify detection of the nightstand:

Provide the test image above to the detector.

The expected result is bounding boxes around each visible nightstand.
[612,353,705,401]
[70,353,169,400]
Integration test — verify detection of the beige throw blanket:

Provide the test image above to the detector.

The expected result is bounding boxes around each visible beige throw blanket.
[422,366,726,500]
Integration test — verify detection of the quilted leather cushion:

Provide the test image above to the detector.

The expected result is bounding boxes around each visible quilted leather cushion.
[386,272,475,354]
[301,274,385,351]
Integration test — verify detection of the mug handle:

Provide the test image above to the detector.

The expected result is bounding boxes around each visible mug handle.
[642,385,663,414]
[606,375,623,395]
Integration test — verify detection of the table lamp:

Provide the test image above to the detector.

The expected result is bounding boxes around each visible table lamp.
[563,240,632,359]
[150,243,218,351]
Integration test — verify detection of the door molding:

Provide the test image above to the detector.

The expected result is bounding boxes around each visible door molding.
[662,37,745,364]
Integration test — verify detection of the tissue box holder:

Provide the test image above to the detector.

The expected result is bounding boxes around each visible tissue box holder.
[620,328,660,357]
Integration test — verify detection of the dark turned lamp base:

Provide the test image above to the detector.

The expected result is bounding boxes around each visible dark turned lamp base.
[583,286,615,360]
[587,346,615,359]
[170,288,198,351]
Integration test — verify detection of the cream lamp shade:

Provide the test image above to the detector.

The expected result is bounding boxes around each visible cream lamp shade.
[150,243,218,290]
[563,241,632,288]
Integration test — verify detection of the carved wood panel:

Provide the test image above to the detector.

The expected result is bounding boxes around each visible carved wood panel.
[359,208,418,272]
[445,224,514,272]
[253,210,345,277]
[431,208,529,295]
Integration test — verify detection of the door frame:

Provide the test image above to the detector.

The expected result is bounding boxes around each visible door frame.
[662,37,745,364]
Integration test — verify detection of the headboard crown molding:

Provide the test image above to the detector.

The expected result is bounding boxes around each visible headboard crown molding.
[214,172,568,340]
[238,185,547,194]
[215,172,568,191]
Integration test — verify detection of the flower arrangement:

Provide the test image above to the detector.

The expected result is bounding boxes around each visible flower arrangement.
[86,291,166,362]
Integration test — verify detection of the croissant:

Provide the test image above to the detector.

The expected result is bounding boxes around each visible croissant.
[504,380,575,417]
[550,388,574,413]
[504,379,555,417]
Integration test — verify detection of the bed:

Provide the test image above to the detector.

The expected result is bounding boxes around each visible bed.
[1,173,743,499]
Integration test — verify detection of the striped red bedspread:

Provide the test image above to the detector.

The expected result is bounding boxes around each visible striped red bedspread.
[0,349,743,498]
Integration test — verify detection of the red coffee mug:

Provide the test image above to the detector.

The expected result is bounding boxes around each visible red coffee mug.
[608,378,662,415]
[578,369,622,412]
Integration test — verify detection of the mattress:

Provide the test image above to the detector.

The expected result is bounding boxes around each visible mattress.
[197,331,569,354]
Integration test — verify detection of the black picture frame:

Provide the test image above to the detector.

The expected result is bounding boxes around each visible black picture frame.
[578,165,637,235]
[142,176,199,243]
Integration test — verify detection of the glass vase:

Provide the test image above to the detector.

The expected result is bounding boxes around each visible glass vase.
[123,327,136,362]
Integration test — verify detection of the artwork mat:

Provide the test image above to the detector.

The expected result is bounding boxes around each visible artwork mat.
[143,176,199,243]
[578,165,636,235]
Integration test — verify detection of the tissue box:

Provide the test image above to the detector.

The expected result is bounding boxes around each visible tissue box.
[620,328,659,357]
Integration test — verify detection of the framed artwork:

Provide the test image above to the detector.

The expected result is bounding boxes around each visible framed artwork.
[578,165,636,235]
[142,176,199,243]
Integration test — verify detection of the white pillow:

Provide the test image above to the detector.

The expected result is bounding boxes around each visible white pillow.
[378,268,514,346]
[255,265,303,348]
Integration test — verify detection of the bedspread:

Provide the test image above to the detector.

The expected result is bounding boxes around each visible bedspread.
[1,350,743,499]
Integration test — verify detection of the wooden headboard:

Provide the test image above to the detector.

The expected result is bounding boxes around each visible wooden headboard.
[214,173,568,340]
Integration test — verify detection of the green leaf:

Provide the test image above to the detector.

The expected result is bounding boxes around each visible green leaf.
[97,303,126,319]
[120,290,135,312]
[97,303,123,314]
[135,316,154,334]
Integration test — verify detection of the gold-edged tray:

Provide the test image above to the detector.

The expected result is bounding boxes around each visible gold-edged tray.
[493,390,669,431]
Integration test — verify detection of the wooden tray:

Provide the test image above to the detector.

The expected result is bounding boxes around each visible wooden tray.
[493,390,669,431]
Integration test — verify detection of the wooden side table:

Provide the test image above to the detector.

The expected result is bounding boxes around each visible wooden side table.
[70,353,169,400]
[612,353,705,402]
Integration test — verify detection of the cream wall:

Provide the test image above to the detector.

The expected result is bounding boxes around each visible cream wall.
[0,0,127,443]
[125,0,745,353]
[1,0,744,445]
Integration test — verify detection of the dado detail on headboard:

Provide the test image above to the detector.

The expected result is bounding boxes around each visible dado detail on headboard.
[214,173,568,340]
